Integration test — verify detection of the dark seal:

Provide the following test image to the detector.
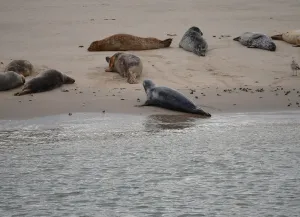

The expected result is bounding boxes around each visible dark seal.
[233,32,276,51]
[179,26,208,56]
[4,60,34,77]
[14,69,75,96]
[0,71,25,91]
[136,79,211,117]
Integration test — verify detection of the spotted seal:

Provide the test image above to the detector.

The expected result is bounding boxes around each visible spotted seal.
[14,69,75,96]
[0,71,25,91]
[105,52,143,84]
[271,30,300,47]
[136,79,211,117]
[233,32,276,51]
[4,60,34,77]
[87,34,173,51]
[179,26,208,56]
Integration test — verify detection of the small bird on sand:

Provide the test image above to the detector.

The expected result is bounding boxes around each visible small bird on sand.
[291,58,300,76]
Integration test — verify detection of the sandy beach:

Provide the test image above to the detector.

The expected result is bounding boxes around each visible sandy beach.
[0,0,300,120]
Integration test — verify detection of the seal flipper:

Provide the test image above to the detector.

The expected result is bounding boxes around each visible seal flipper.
[270,34,283,40]
[14,89,31,96]
[160,38,173,48]
[127,71,138,84]
[233,36,241,41]
[193,108,211,117]
[134,100,153,107]
[293,44,300,47]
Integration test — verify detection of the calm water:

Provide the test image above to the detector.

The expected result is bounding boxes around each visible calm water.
[0,111,299,217]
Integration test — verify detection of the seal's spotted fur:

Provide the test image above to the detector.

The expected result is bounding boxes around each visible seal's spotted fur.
[179,26,208,56]
[233,32,276,51]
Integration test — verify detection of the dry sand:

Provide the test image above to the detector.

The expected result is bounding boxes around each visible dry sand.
[0,0,300,120]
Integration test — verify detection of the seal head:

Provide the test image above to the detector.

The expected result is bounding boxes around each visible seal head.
[4,60,34,77]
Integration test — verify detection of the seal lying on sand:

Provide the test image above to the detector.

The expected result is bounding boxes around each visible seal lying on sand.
[136,79,211,117]
[14,69,75,96]
[0,71,25,91]
[4,60,34,77]
[179,26,208,56]
[233,32,276,51]
[271,30,300,47]
[105,52,143,84]
[88,34,173,51]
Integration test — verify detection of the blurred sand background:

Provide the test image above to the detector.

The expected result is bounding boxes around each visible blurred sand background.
[0,0,300,119]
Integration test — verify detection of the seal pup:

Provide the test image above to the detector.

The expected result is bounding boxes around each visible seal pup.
[233,32,276,51]
[0,71,25,91]
[105,52,143,84]
[271,30,300,47]
[14,69,75,96]
[179,26,208,56]
[136,79,211,117]
[4,60,34,77]
[87,34,173,51]
[291,58,300,76]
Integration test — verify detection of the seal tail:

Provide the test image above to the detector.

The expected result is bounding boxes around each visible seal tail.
[233,36,240,41]
[270,34,283,40]
[194,108,212,117]
[161,38,173,48]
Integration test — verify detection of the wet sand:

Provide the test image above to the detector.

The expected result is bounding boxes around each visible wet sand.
[0,0,300,120]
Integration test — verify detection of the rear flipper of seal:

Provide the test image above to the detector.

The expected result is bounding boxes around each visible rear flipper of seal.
[233,36,241,41]
[161,38,173,47]
[270,34,283,40]
[193,108,211,117]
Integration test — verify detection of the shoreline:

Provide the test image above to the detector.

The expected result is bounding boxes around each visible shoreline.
[0,0,300,120]
[1,83,299,120]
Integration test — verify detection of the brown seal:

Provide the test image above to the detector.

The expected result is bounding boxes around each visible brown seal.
[105,52,143,84]
[14,69,75,96]
[0,71,25,91]
[271,30,300,47]
[4,60,34,77]
[87,34,173,51]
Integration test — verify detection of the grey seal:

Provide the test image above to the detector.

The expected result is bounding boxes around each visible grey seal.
[0,71,25,91]
[179,26,208,56]
[4,60,34,77]
[14,69,75,96]
[105,52,143,84]
[233,32,276,51]
[136,79,211,117]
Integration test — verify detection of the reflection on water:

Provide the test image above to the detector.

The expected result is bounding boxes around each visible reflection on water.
[0,111,300,217]
[144,114,198,131]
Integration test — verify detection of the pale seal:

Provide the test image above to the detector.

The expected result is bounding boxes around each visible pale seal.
[179,26,208,56]
[4,60,34,77]
[0,71,25,91]
[14,69,75,96]
[87,34,173,51]
[233,32,276,51]
[136,79,211,117]
[105,52,143,84]
[271,30,300,47]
